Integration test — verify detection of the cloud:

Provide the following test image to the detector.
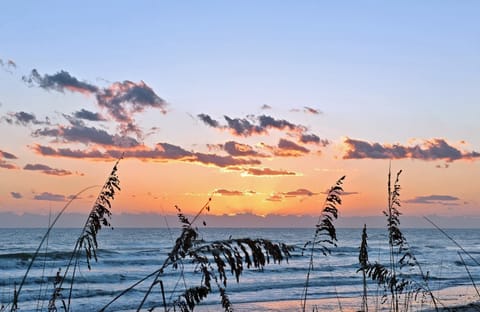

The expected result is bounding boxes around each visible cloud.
[215,189,255,196]
[32,142,261,168]
[341,191,359,196]
[223,141,264,157]
[261,139,310,157]
[303,107,322,115]
[10,192,23,199]
[198,114,307,137]
[405,195,460,205]
[300,134,329,146]
[0,161,19,169]
[33,122,140,148]
[73,109,106,121]
[23,69,99,94]
[258,115,304,133]
[260,104,272,110]
[0,58,17,73]
[276,139,310,156]
[266,193,283,202]
[33,192,67,202]
[96,80,167,123]
[343,138,480,162]
[22,69,168,137]
[0,149,19,170]
[23,163,73,176]
[192,152,261,168]
[0,149,18,160]
[283,188,318,197]
[224,116,264,136]
[241,167,297,176]
[2,111,50,126]
[265,188,317,202]
[198,113,220,127]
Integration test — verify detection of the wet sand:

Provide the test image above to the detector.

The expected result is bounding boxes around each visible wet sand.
[195,285,480,311]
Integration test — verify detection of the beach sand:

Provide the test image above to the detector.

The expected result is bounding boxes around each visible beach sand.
[195,285,480,311]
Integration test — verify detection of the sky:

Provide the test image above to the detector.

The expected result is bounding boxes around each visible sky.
[0,1,479,227]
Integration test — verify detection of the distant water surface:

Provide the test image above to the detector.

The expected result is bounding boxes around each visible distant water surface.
[1,227,480,311]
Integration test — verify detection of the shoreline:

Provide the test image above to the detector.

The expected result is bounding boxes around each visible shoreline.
[194,285,480,312]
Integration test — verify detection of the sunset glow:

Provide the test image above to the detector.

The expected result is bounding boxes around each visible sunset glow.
[1,1,479,227]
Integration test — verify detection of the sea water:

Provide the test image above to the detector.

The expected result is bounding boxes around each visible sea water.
[1,227,480,311]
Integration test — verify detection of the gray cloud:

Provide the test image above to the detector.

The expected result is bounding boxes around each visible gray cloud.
[0,149,18,160]
[343,138,480,162]
[223,141,264,157]
[24,163,73,176]
[22,69,168,137]
[23,69,99,94]
[276,139,310,156]
[32,142,262,169]
[33,123,140,148]
[198,114,220,128]
[303,107,322,115]
[2,111,50,126]
[0,149,19,170]
[11,192,23,199]
[73,109,106,121]
[96,80,167,123]
[198,114,307,137]
[33,192,66,202]
[405,195,460,205]
[224,116,264,136]
[215,189,255,196]
[283,188,317,197]
[300,134,329,146]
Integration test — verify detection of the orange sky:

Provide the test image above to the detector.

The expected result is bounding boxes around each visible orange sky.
[1,2,479,226]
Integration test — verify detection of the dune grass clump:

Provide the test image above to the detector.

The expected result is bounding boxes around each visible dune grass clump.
[301,175,345,312]
[101,202,294,312]
[8,158,121,312]
[360,169,438,312]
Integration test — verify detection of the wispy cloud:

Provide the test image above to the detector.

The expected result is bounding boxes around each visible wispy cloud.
[0,58,17,73]
[33,192,67,201]
[303,106,322,115]
[11,192,22,199]
[215,189,256,196]
[240,167,297,176]
[405,195,460,205]
[343,138,480,162]
[265,188,318,202]
[0,149,19,170]
[2,111,50,126]
[283,188,318,197]
[23,163,74,176]
[266,193,283,202]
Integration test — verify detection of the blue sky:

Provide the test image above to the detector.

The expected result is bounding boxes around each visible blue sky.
[1,1,479,225]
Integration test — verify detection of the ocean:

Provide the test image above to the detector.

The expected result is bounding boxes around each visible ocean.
[1,227,479,311]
